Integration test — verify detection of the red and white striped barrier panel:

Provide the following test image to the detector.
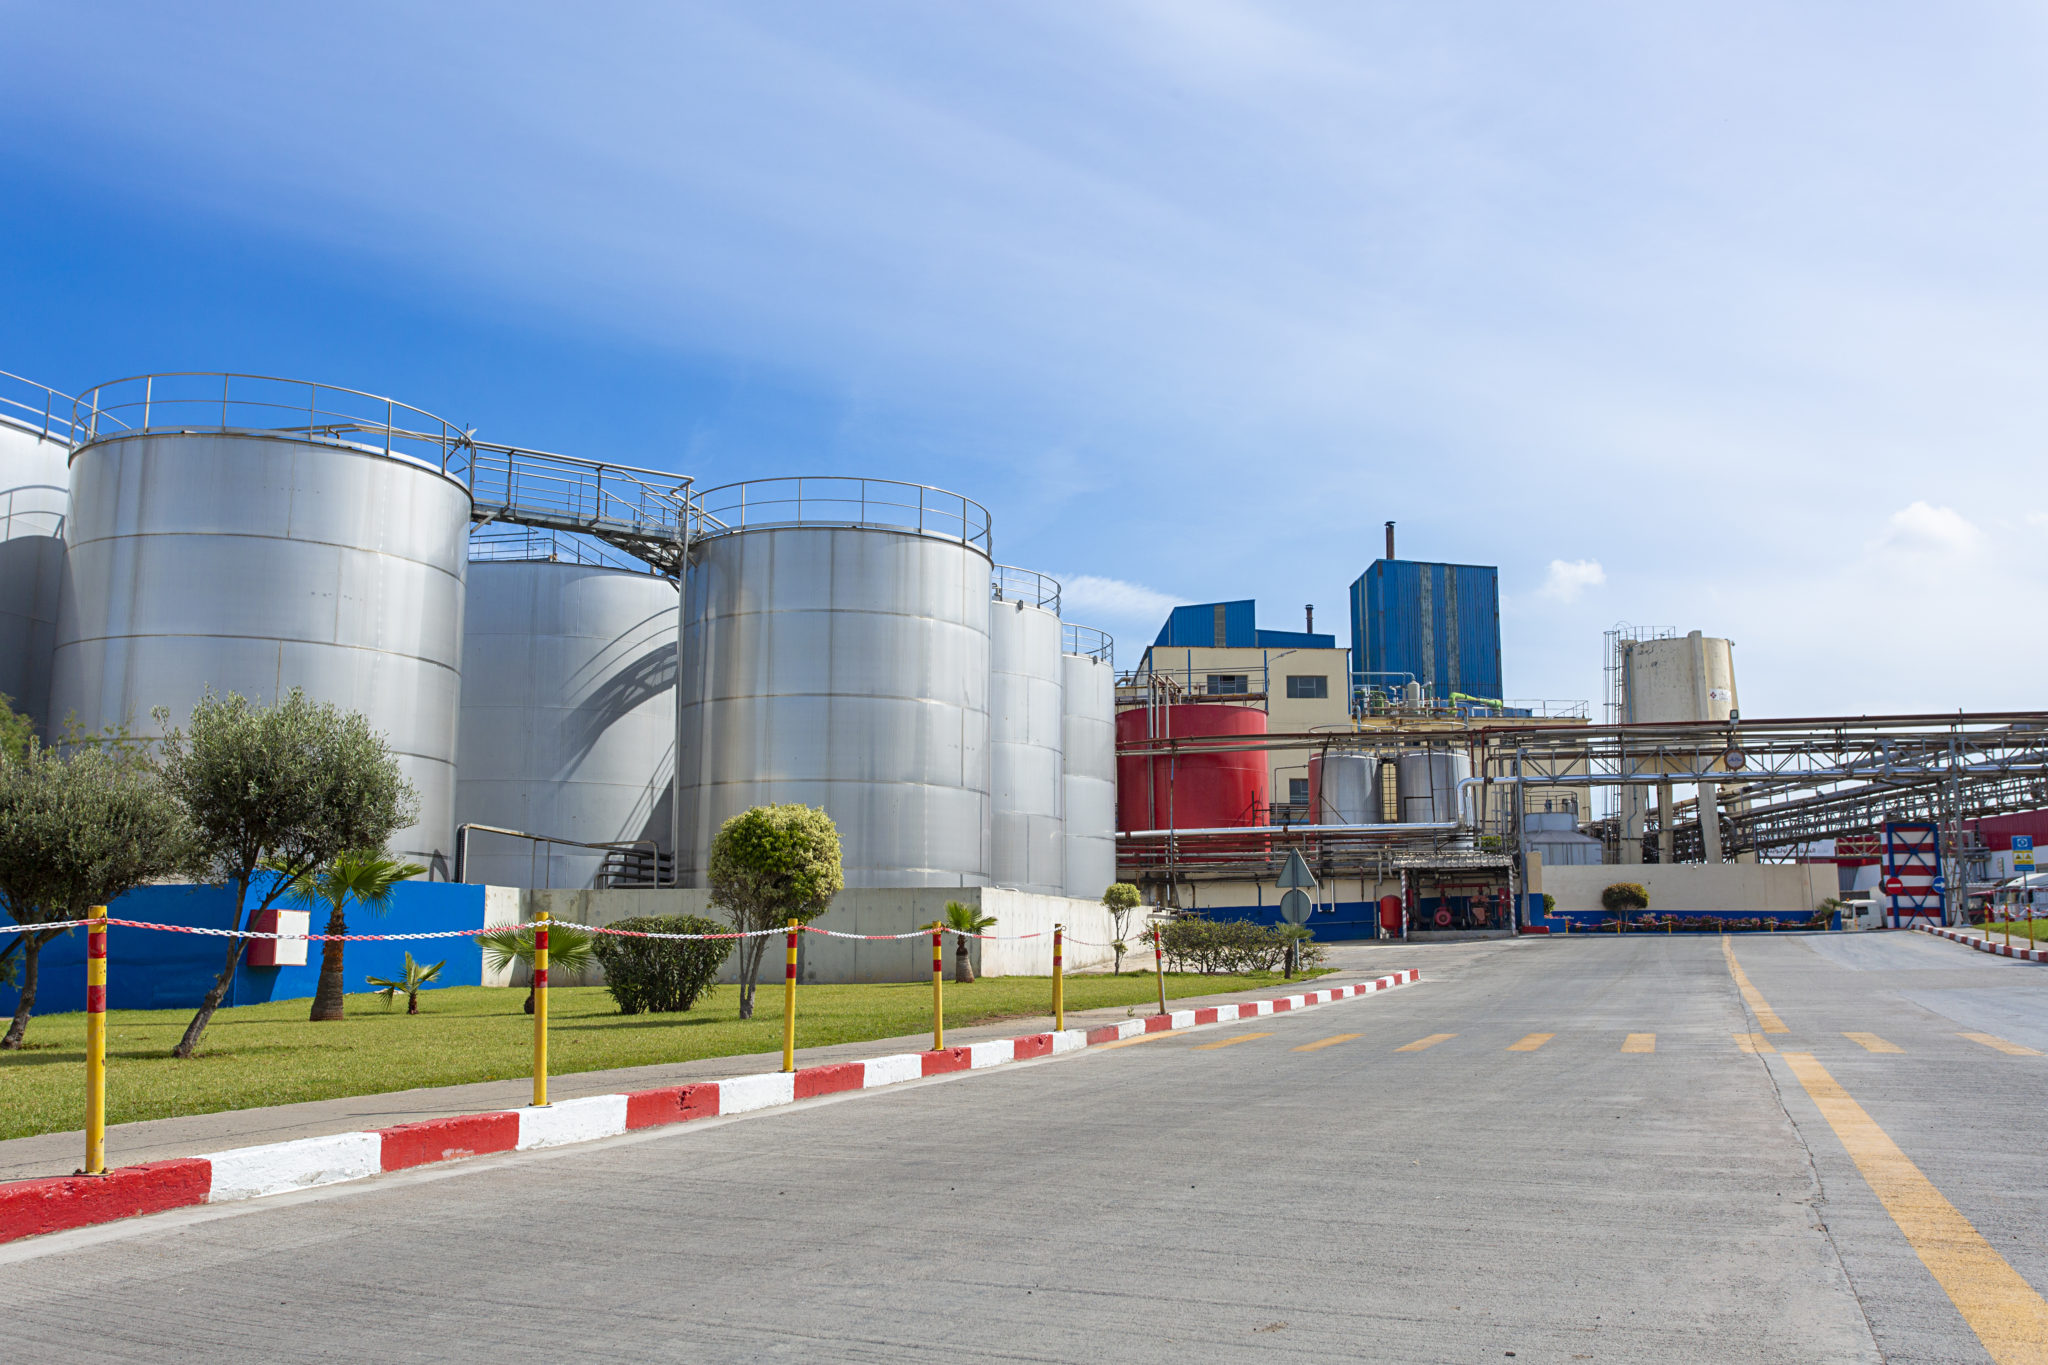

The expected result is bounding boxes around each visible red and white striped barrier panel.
[0,969,1419,1245]
[1919,925,2048,963]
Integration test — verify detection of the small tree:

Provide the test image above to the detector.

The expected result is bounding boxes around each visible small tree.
[0,740,193,1049]
[0,693,32,763]
[590,914,734,1014]
[1102,882,1141,974]
[275,850,425,1022]
[157,689,417,1058]
[707,804,843,1019]
[1601,881,1650,929]
[365,952,443,1014]
[478,921,598,1013]
[943,900,995,983]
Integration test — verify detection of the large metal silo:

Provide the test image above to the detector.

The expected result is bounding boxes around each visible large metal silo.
[988,567,1064,894]
[456,533,678,889]
[49,375,471,873]
[0,372,74,735]
[676,478,993,888]
[1059,625,1116,901]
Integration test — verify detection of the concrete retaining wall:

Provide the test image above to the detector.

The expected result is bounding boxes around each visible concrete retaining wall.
[1540,864,1835,916]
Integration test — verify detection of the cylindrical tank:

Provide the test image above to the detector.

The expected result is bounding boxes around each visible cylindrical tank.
[49,375,471,872]
[1060,646,1116,900]
[1396,751,1472,824]
[456,546,678,889]
[675,478,994,888]
[1308,752,1381,824]
[1115,704,1269,830]
[1622,631,1738,723]
[988,581,1064,895]
[0,374,72,735]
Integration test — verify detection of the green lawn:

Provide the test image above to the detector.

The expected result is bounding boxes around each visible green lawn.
[0,968,1329,1141]
[1979,920,2048,943]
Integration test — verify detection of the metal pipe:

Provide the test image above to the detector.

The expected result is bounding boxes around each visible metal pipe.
[1117,821,1459,838]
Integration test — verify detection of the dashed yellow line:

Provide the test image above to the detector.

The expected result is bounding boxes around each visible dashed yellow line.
[1395,1033,1456,1052]
[1508,1033,1555,1052]
[1291,1033,1361,1053]
[1094,1031,1177,1051]
[1735,1033,1776,1054]
[1844,1032,1903,1054]
[1960,1032,2043,1057]
[1621,1033,1656,1054]
[1721,939,1789,1033]
[1194,1031,1274,1051]
[1782,1052,2048,1363]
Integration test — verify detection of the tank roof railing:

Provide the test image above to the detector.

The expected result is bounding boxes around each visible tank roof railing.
[992,564,1060,614]
[692,476,992,556]
[0,369,85,445]
[72,372,471,480]
[468,440,695,576]
[1062,622,1113,664]
[467,525,662,575]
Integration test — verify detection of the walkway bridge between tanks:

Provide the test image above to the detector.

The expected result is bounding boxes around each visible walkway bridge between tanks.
[467,441,707,577]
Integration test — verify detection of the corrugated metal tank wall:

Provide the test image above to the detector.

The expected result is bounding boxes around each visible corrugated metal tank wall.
[48,428,469,873]
[456,556,678,889]
[0,404,70,733]
[1060,650,1116,899]
[988,593,1064,894]
[675,489,994,888]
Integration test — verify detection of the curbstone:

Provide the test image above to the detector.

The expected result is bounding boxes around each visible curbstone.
[0,1159,212,1246]
[380,1113,519,1171]
[209,1131,382,1202]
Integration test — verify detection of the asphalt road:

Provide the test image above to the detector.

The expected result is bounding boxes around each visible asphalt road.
[8,931,2046,1364]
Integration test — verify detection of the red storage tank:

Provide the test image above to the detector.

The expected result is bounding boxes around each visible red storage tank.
[1116,704,1270,831]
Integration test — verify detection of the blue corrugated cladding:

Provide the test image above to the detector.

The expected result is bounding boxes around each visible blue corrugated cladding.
[1153,600,1333,650]
[1348,560,1502,701]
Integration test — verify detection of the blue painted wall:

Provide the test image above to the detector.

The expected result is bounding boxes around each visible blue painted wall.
[1,881,488,1016]
[1153,599,1335,650]
[1200,893,1540,940]
[1348,559,1503,703]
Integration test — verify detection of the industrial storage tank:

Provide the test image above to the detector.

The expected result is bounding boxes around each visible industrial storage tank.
[49,374,471,873]
[988,567,1064,894]
[675,478,994,888]
[1115,703,1269,831]
[1308,752,1382,824]
[1060,624,1116,900]
[1620,631,1738,723]
[1396,750,1472,825]
[456,530,679,889]
[0,371,74,734]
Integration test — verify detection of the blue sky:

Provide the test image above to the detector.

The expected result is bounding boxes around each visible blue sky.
[4,2,2044,713]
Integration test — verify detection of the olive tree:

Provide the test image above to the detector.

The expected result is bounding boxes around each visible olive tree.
[157,689,417,1058]
[1102,882,1142,974]
[707,804,843,1019]
[0,739,194,1049]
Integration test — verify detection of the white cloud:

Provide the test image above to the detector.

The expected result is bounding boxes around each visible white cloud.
[1059,574,1183,623]
[1540,558,1606,602]
[1883,500,1979,555]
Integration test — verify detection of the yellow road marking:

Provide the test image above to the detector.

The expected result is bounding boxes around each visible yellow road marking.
[1095,1031,1177,1051]
[1395,1033,1456,1052]
[1622,1033,1656,1053]
[1782,1052,2048,1363]
[1844,1032,1903,1054]
[1721,939,1789,1033]
[1960,1032,2043,1057]
[1735,1033,1776,1054]
[1194,1031,1275,1051]
[1291,1033,1361,1053]
[1508,1033,1555,1052]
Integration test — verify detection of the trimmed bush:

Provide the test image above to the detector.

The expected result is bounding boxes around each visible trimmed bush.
[591,915,736,1015]
[1158,916,1313,974]
[1600,882,1650,913]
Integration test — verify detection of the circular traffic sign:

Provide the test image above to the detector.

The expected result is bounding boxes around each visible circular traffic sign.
[1883,876,1904,895]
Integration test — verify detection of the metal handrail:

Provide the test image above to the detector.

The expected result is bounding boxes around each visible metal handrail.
[468,441,694,544]
[0,369,85,445]
[468,525,661,574]
[692,476,992,554]
[1062,622,1114,663]
[453,823,667,888]
[992,564,1060,613]
[71,372,471,481]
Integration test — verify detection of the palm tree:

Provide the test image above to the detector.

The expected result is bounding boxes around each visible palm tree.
[478,921,598,1013]
[943,900,996,984]
[365,952,444,1014]
[275,850,426,1022]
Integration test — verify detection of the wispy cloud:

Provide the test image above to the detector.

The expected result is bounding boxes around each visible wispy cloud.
[1059,574,1183,624]
[1541,559,1606,602]
[1882,500,1979,556]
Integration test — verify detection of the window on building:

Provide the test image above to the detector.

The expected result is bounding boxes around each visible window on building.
[1286,674,1329,700]
[1207,674,1249,694]
[1288,778,1309,807]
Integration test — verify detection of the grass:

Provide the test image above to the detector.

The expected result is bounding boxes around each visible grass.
[1978,920,2048,943]
[0,968,1330,1142]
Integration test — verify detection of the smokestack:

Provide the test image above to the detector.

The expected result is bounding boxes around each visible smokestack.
[1305,604,1314,635]
[1385,520,1396,561]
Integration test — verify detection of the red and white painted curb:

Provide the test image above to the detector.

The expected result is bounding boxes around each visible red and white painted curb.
[0,969,1419,1246]
[1919,925,2048,963]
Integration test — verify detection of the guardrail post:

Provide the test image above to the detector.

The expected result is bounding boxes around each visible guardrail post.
[1153,923,1167,1015]
[532,910,550,1107]
[782,919,799,1073]
[1053,924,1064,1032]
[930,922,945,1051]
[85,905,108,1176]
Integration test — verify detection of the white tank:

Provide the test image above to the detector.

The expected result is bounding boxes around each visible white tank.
[1622,631,1738,723]
[1309,752,1381,824]
[988,580,1064,894]
[0,373,74,734]
[1059,644,1116,900]
[456,550,678,889]
[1396,751,1471,824]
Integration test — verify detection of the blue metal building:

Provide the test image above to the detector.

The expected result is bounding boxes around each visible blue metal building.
[1152,599,1334,652]
[1348,560,1502,703]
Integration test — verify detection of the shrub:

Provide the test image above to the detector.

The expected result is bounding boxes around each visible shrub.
[1158,916,1303,974]
[1601,882,1650,913]
[592,914,736,1015]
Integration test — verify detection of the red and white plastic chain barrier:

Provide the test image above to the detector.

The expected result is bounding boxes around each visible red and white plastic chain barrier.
[1,919,1054,944]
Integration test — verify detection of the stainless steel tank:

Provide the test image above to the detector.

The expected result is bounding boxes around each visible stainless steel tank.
[1059,634,1116,900]
[456,541,678,889]
[0,372,73,735]
[1396,750,1471,824]
[675,478,993,888]
[49,374,471,873]
[988,568,1064,894]
[1310,752,1381,824]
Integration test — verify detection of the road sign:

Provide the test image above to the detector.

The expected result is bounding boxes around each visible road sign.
[1279,850,1316,889]
[1882,876,1904,895]
[1278,888,1313,926]
[2015,835,2035,870]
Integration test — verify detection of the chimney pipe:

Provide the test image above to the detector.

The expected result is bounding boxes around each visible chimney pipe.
[1305,604,1314,635]
[1385,521,1396,561]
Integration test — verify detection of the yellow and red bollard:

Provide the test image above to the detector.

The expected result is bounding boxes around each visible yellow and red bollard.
[930,922,945,1050]
[1052,924,1064,1032]
[85,904,108,1175]
[782,918,799,1073]
[532,910,550,1108]
[1153,923,1167,1016]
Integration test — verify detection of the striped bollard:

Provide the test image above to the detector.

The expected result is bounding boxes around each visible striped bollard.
[532,911,550,1108]
[1052,924,1064,1032]
[782,919,799,1073]
[930,923,945,1051]
[1153,923,1167,1016]
[85,905,108,1175]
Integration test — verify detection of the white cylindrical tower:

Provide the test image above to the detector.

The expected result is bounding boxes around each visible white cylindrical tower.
[988,568,1064,894]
